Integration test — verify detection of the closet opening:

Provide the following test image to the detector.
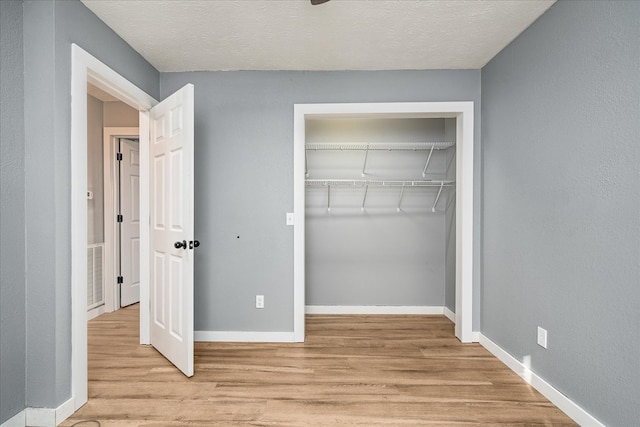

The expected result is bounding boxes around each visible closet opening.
[304,118,457,316]
[293,103,474,343]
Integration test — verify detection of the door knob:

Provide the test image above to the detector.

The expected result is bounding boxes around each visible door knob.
[189,240,200,249]
[174,240,187,249]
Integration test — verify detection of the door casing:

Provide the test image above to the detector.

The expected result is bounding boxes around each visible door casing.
[71,44,156,410]
[293,103,476,343]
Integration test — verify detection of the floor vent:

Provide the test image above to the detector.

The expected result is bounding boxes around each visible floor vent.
[87,244,104,309]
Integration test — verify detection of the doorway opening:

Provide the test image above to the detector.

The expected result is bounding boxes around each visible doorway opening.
[304,117,457,316]
[71,44,156,410]
[87,84,141,319]
[73,44,197,410]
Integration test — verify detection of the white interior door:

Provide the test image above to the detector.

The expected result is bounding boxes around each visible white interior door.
[119,138,141,307]
[149,84,195,377]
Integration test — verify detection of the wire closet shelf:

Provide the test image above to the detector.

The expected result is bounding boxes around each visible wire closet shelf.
[305,142,455,151]
[306,180,455,213]
[305,142,456,178]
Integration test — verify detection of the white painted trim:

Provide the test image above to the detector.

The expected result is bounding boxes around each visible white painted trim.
[454,102,474,343]
[195,331,296,343]
[103,127,139,314]
[443,307,455,322]
[293,105,306,342]
[293,102,474,344]
[71,43,157,411]
[54,397,75,426]
[87,304,105,321]
[305,305,444,315]
[22,397,74,427]
[71,43,89,413]
[1,410,25,427]
[479,334,605,427]
[139,112,151,345]
[25,408,53,427]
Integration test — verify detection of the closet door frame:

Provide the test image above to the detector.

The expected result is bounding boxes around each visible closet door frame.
[292,102,475,343]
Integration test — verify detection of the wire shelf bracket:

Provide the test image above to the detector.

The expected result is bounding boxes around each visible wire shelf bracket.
[397,184,406,212]
[422,145,435,177]
[361,145,370,177]
[361,184,369,211]
[432,181,445,212]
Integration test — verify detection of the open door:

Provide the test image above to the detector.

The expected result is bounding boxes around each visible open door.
[119,138,141,307]
[149,84,195,377]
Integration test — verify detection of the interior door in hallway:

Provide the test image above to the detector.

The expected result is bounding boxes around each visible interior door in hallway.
[119,138,140,307]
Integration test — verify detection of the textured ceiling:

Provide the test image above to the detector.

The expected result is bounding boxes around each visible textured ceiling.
[81,0,555,72]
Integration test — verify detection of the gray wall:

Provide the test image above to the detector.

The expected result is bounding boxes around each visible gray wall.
[87,95,105,245]
[160,70,481,332]
[13,0,160,412]
[87,97,140,246]
[481,1,640,426]
[0,0,26,423]
[103,101,139,128]
[305,118,453,306]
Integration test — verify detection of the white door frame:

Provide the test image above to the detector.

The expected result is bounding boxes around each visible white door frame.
[71,44,156,410]
[293,102,475,343]
[103,128,140,313]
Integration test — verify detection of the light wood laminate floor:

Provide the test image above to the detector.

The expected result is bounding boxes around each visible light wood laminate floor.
[63,304,576,426]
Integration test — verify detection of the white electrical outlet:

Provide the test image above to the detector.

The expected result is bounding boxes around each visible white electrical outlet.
[537,326,548,348]
[256,295,264,309]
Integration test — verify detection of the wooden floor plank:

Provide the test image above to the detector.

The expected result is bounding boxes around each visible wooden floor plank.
[62,304,577,426]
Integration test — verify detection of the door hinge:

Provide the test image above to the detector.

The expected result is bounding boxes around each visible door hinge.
[117,214,123,222]
[116,152,123,161]
[117,276,123,284]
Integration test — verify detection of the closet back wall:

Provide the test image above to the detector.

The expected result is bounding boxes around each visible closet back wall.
[159,71,481,333]
[305,118,454,307]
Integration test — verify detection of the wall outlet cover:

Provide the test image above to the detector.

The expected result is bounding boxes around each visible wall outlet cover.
[256,295,265,309]
[537,326,548,348]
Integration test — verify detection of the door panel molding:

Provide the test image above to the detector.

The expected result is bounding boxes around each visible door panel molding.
[148,84,194,377]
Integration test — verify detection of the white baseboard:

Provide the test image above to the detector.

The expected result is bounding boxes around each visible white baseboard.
[25,407,53,427]
[87,304,105,321]
[11,396,75,427]
[1,410,25,427]
[54,397,75,426]
[443,307,455,322]
[479,334,604,427]
[305,305,445,315]
[195,331,295,343]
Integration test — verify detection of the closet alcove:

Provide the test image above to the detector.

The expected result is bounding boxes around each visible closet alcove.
[304,117,457,311]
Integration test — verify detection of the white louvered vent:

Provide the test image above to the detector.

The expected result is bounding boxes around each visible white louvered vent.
[87,244,104,309]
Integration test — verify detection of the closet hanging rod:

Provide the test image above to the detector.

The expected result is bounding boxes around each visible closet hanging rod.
[306,179,455,188]
[305,142,455,151]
